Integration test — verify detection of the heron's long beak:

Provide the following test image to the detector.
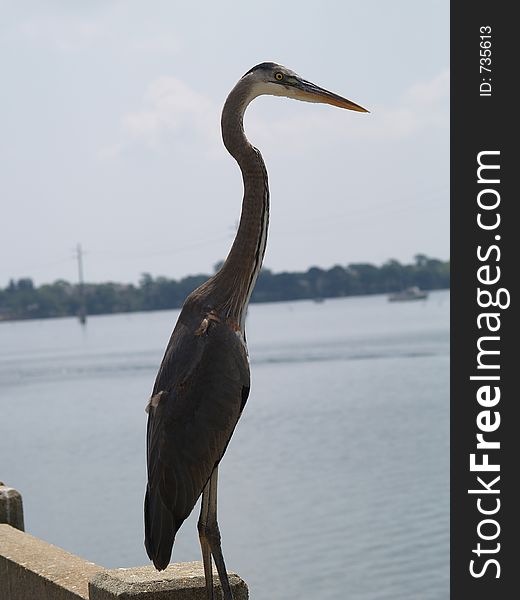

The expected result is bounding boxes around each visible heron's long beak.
[295,79,369,112]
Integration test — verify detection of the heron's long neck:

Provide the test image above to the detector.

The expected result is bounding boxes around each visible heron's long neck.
[199,81,269,328]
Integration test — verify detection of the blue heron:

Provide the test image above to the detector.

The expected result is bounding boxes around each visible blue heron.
[144,62,368,599]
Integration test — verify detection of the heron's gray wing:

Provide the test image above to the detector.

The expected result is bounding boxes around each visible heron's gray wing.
[144,305,250,569]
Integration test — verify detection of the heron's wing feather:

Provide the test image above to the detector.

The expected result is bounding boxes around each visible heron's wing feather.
[144,305,249,569]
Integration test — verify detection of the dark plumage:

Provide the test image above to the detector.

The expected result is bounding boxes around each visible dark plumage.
[242,61,279,77]
[145,297,249,569]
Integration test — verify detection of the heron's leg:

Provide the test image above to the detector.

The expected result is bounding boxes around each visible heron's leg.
[198,478,215,600]
[197,467,234,600]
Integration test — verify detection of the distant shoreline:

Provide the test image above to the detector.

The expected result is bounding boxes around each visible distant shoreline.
[0,255,449,322]
[0,287,450,324]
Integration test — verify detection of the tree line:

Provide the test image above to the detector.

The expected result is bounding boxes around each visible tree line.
[0,254,449,321]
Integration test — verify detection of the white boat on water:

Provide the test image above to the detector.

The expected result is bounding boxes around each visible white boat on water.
[388,286,428,302]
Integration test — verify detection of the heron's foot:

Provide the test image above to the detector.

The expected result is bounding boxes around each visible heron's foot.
[198,468,234,600]
[198,529,215,600]
[198,521,234,600]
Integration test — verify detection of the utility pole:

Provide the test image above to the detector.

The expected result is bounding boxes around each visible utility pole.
[76,244,87,325]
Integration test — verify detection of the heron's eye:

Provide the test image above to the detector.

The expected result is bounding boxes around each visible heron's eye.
[274,72,284,81]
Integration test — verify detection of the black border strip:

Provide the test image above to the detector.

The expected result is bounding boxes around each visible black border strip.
[451,3,516,598]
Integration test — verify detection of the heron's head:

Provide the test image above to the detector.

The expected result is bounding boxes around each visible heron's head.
[240,62,368,113]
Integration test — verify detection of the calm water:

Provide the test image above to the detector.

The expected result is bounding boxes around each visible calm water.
[0,292,449,599]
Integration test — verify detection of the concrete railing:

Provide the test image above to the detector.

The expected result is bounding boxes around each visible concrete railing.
[0,483,24,532]
[0,483,248,600]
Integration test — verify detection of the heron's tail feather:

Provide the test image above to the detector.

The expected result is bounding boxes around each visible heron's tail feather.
[144,484,179,570]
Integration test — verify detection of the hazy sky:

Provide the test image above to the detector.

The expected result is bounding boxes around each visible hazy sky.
[1,1,449,285]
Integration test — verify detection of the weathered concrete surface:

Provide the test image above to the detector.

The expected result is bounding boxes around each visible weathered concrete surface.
[0,503,249,600]
[0,483,25,531]
[0,524,102,600]
[89,562,249,599]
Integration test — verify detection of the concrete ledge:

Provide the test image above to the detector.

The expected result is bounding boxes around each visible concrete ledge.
[1,524,249,599]
[0,523,102,599]
[0,482,25,531]
[89,563,249,599]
